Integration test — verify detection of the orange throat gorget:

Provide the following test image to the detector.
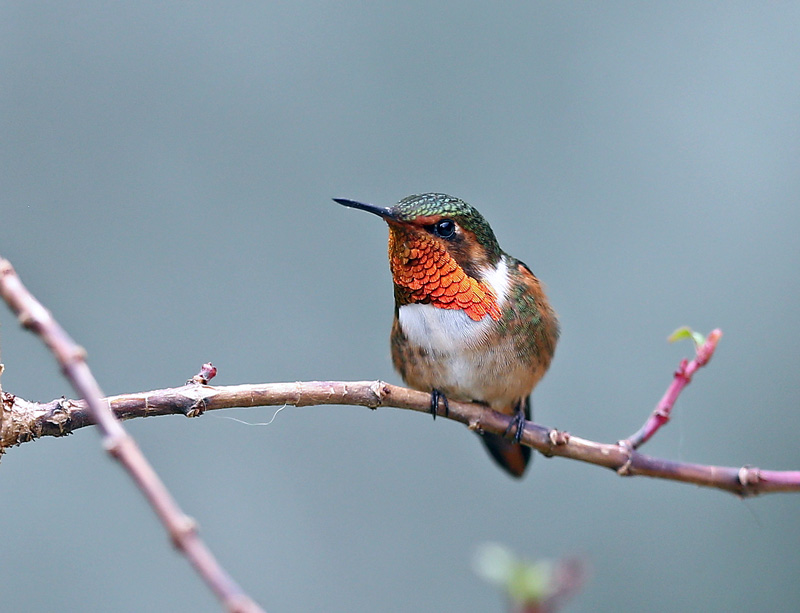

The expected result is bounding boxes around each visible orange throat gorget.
[388,225,501,322]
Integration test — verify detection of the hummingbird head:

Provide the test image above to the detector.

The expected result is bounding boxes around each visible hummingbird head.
[334,193,504,321]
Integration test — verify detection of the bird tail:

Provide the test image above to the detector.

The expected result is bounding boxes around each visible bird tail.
[479,397,532,478]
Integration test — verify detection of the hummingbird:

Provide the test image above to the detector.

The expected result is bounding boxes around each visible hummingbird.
[334,193,559,478]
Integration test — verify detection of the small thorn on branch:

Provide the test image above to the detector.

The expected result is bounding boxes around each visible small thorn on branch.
[184,401,207,419]
[540,429,567,457]
[617,454,633,476]
[738,465,761,497]
[170,515,199,549]
[551,429,570,445]
[68,345,88,363]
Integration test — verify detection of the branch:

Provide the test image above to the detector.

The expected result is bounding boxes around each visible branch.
[3,263,799,506]
[621,327,722,449]
[0,258,264,613]
[2,376,799,497]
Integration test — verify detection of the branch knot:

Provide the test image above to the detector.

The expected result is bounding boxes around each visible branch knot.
[544,428,570,456]
[616,441,634,476]
[737,465,761,497]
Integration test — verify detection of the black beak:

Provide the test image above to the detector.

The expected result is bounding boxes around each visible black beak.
[333,198,397,220]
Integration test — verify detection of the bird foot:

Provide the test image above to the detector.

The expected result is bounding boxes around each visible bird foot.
[430,389,449,420]
[503,410,526,444]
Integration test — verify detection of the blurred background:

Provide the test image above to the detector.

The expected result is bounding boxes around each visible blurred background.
[2,3,799,611]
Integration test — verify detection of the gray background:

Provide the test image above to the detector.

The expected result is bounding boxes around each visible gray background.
[2,3,799,612]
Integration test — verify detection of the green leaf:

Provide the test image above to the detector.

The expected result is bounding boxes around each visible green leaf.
[668,326,705,348]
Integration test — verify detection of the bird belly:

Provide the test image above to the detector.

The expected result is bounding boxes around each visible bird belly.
[393,303,540,414]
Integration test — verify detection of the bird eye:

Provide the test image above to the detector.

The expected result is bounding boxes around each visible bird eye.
[433,219,456,239]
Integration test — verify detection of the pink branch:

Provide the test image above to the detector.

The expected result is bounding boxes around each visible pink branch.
[622,329,722,450]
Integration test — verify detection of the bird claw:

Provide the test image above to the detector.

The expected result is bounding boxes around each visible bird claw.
[504,410,526,444]
[430,389,449,420]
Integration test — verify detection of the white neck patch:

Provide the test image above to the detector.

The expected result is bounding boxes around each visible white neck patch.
[480,255,509,307]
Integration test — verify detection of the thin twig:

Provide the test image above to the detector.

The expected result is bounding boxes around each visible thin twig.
[621,329,722,450]
[0,258,264,613]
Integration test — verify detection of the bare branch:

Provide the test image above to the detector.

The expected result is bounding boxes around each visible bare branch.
[0,258,264,613]
[2,257,798,526]
[2,376,798,497]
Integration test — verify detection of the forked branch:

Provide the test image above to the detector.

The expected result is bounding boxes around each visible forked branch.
[2,372,799,497]
[1,257,798,521]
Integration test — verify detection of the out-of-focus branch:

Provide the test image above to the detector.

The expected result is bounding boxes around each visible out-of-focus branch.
[0,258,263,613]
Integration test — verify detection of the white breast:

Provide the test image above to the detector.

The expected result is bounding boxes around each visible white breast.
[395,256,535,408]
[398,302,488,352]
